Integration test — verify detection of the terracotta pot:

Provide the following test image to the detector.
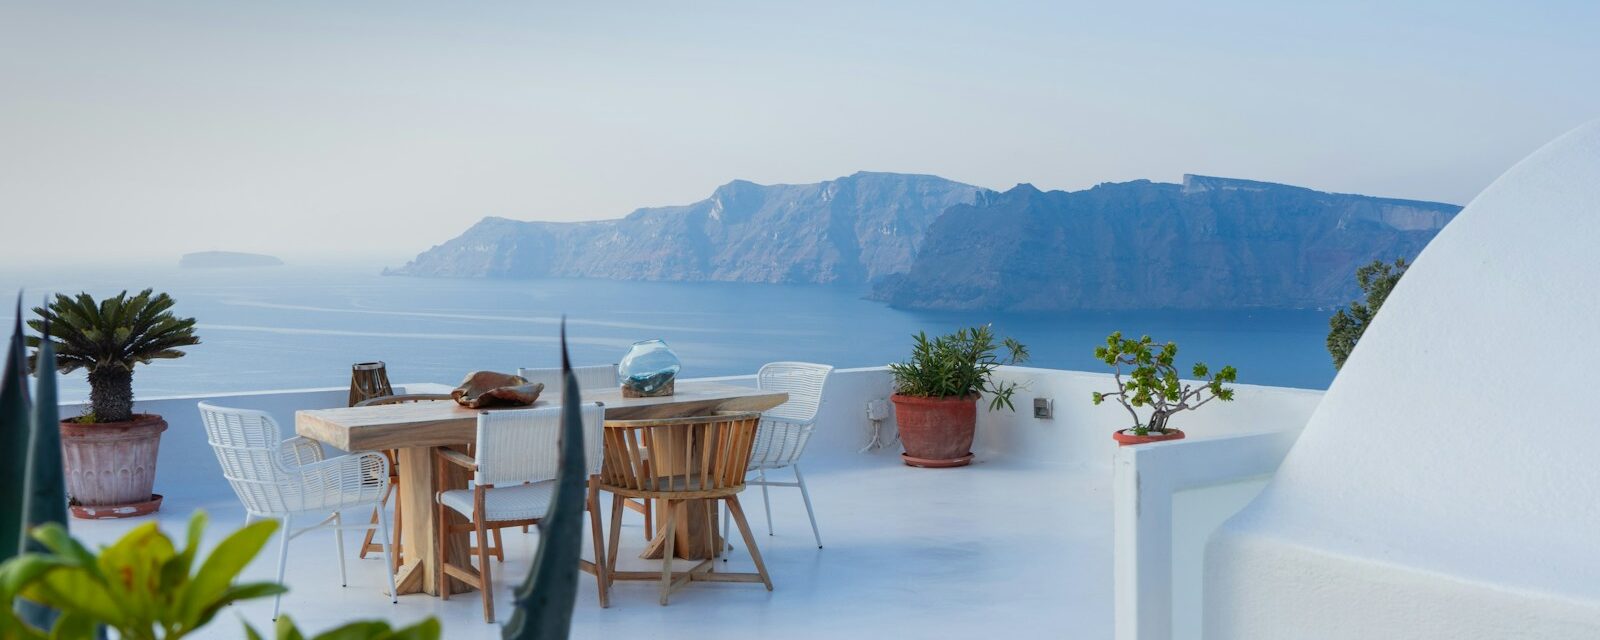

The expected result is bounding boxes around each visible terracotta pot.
[892,394,977,468]
[1112,428,1186,446]
[60,414,166,518]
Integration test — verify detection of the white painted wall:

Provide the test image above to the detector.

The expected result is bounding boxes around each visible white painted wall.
[1114,431,1304,640]
[980,366,1323,469]
[1205,119,1600,638]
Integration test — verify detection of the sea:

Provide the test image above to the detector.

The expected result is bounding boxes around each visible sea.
[0,265,1337,402]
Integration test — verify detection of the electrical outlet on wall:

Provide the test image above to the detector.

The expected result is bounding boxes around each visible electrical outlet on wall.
[1033,397,1053,419]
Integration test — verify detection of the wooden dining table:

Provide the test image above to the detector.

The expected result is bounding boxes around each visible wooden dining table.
[295,380,787,597]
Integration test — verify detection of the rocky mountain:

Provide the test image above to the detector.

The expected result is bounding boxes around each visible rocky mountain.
[389,172,1460,311]
[385,172,987,285]
[868,175,1460,310]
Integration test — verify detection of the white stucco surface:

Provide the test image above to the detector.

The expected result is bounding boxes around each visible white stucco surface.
[1205,119,1600,637]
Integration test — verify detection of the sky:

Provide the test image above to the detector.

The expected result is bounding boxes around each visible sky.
[2,0,1597,267]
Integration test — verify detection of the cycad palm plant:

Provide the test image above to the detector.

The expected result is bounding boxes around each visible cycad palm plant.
[27,289,199,423]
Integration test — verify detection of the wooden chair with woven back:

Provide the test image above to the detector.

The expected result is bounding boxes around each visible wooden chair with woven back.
[434,403,611,622]
[598,411,773,605]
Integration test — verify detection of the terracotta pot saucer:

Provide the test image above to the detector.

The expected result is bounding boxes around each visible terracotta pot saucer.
[70,493,163,519]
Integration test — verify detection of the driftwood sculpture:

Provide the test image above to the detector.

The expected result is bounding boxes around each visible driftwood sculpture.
[451,371,543,409]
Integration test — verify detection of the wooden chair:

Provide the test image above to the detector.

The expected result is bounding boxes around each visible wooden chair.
[598,411,773,605]
[435,403,611,622]
[352,393,451,571]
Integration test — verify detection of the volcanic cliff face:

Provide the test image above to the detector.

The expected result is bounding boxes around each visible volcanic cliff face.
[390,172,1459,311]
[385,172,987,285]
[867,175,1460,310]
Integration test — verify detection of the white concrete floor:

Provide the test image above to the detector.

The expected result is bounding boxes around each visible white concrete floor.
[67,454,1113,639]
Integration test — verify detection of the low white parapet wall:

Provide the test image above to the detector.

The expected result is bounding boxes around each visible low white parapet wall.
[1112,431,1310,640]
[59,365,1323,535]
[980,367,1323,469]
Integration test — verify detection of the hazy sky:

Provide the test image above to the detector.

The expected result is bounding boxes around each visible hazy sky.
[2,1,1597,266]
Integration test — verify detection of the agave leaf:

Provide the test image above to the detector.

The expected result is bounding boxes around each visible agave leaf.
[19,312,67,631]
[500,318,585,640]
[3,295,34,563]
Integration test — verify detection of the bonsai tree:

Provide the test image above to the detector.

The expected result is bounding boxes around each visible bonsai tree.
[27,289,199,423]
[1092,332,1236,436]
[890,324,1029,411]
[1327,258,1409,369]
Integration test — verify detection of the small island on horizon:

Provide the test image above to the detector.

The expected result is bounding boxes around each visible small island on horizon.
[179,251,285,269]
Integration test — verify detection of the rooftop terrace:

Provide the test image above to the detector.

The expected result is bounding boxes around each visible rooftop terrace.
[59,366,1322,639]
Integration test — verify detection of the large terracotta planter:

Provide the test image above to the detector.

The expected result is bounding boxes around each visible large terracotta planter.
[892,394,977,468]
[1112,428,1186,446]
[60,414,166,519]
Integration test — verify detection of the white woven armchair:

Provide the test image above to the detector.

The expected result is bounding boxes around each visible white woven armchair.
[198,402,398,621]
[724,362,833,550]
[517,364,642,536]
[434,403,610,621]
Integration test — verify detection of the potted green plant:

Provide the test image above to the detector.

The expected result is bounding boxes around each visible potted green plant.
[1092,331,1236,445]
[889,325,1027,467]
[27,289,199,518]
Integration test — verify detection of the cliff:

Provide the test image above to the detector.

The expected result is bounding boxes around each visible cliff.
[868,175,1459,310]
[385,172,986,285]
[389,172,1460,311]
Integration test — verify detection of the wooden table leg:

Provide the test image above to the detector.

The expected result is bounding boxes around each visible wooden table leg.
[640,498,721,560]
[394,445,473,595]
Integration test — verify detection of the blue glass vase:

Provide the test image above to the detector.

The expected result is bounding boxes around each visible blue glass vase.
[619,339,681,397]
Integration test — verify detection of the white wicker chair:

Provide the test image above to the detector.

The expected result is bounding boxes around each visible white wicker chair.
[197,402,397,621]
[724,362,833,550]
[434,403,610,622]
[517,364,618,396]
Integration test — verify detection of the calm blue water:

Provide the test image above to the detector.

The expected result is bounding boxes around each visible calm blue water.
[0,265,1337,401]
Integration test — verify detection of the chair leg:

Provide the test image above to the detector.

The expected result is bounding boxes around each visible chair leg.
[725,495,773,590]
[476,516,494,623]
[702,501,715,561]
[587,483,609,608]
[272,513,292,621]
[377,501,398,604]
[758,468,773,536]
[794,464,822,549]
[607,493,625,584]
[659,500,677,606]
[333,511,348,587]
[436,497,449,601]
[392,487,404,573]
[721,501,732,561]
[643,499,652,540]
[492,527,505,562]
[359,483,390,559]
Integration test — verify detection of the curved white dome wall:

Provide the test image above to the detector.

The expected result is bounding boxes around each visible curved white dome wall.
[1204,119,1600,638]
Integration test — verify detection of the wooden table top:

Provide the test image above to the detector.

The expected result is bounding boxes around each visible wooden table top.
[295,380,788,452]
